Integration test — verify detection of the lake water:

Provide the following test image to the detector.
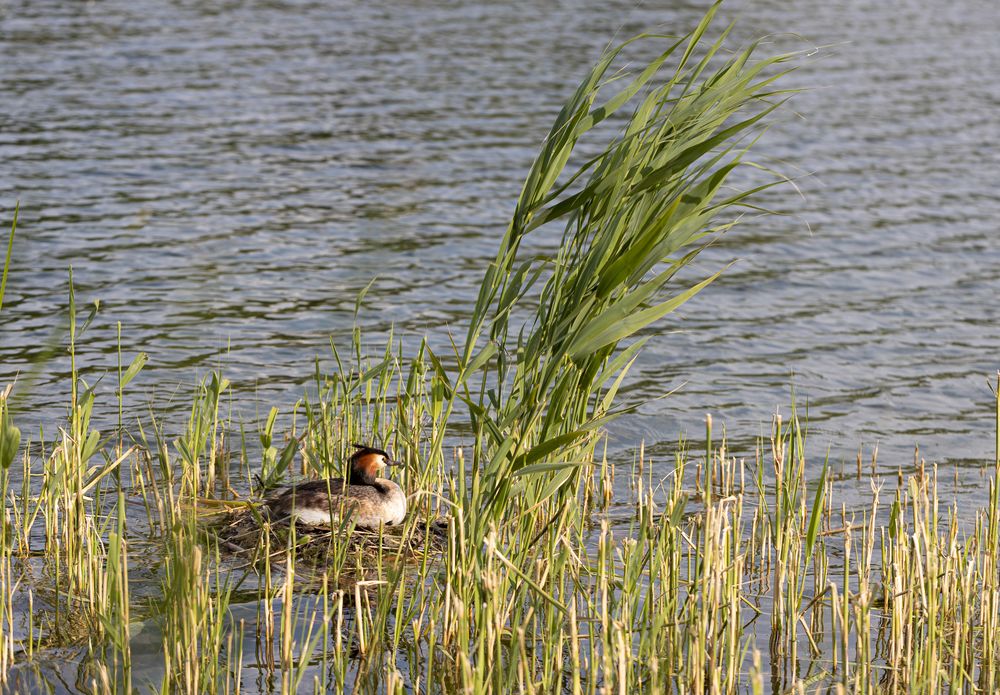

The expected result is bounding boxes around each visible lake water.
[2,0,999,479]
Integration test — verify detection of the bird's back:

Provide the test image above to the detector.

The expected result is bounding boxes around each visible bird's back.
[265,477,405,528]
[266,478,345,517]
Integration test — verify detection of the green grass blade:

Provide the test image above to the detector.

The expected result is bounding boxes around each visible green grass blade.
[0,201,18,314]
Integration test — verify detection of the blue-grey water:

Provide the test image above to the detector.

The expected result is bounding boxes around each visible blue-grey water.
[2,0,1000,691]
[3,0,999,474]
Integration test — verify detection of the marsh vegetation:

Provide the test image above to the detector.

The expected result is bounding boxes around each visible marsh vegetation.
[3,6,1000,694]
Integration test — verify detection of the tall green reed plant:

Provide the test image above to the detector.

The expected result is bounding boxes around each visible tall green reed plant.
[0,205,19,683]
[440,2,798,550]
[0,202,19,515]
[0,385,16,685]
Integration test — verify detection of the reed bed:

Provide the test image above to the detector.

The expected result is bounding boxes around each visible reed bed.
[3,4,999,694]
[5,353,1000,694]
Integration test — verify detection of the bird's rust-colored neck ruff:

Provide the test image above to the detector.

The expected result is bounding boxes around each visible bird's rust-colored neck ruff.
[348,452,382,485]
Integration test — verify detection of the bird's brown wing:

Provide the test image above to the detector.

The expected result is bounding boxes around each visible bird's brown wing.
[265,478,346,517]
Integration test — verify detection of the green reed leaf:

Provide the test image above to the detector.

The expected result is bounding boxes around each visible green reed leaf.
[119,352,149,392]
[0,201,17,314]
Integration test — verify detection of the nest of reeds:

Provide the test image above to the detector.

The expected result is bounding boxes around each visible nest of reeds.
[209,503,450,571]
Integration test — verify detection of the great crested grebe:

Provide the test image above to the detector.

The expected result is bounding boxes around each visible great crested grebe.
[265,444,407,528]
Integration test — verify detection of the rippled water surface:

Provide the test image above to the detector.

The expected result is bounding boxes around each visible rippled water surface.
[2,0,999,472]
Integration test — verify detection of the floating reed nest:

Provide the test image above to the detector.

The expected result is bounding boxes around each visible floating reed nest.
[209,503,450,572]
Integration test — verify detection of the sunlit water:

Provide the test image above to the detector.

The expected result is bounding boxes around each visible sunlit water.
[2,0,999,690]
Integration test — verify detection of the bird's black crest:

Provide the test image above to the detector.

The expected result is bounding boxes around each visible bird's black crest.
[350,443,390,460]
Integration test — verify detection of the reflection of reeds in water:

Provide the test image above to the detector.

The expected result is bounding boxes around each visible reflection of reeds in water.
[4,4,1000,693]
